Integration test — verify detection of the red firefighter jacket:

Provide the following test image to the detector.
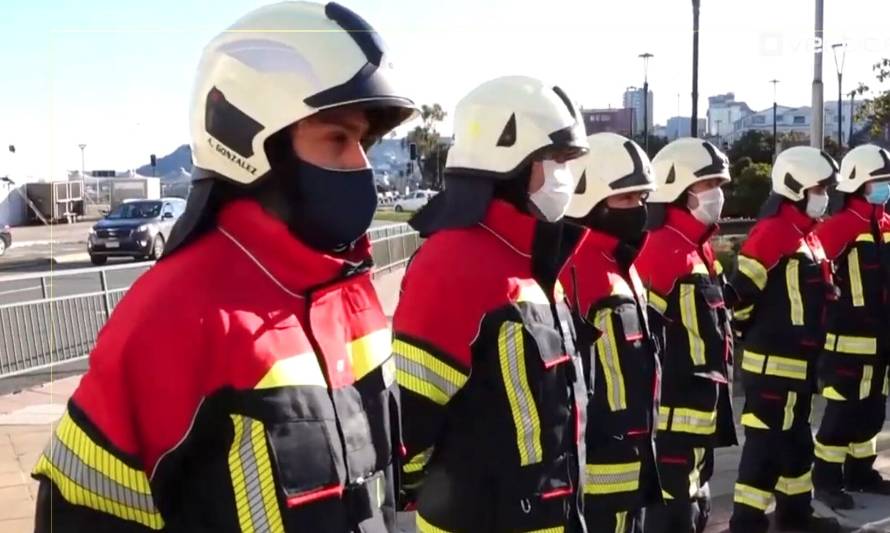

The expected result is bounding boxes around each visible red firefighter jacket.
[393,199,589,532]
[32,199,399,533]
[634,206,736,449]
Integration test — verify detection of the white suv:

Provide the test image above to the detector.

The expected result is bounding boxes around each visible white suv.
[394,190,437,212]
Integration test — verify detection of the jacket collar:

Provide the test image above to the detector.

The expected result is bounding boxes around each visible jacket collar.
[217,199,372,296]
[664,205,716,245]
[478,199,537,257]
[846,194,884,222]
[777,201,817,234]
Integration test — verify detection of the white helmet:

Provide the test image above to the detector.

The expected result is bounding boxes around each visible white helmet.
[190,1,418,185]
[649,137,730,203]
[770,146,838,201]
[837,144,890,193]
[445,76,588,178]
[565,133,655,219]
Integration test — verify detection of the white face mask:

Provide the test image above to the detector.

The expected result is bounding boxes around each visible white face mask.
[805,190,829,219]
[529,159,575,222]
[687,186,724,226]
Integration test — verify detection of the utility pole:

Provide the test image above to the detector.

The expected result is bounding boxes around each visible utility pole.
[639,53,654,154]
[770,79,780,161]
[811,0,824,148]
[832,43,847,153]
[691,0,701,137]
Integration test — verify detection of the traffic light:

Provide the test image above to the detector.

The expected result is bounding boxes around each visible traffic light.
[409,143,417,161]
[406,162,413,175]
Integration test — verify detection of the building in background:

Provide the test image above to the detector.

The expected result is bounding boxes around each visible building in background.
[665,116,708,140]
[728,100,869,146]
[581,108,636,136]
[707,93,753,139]
[623,87,654,135]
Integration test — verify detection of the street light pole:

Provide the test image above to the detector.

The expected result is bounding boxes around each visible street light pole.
[691,0,701,137]
[639,52,654,155]
[811,0,824,148]
[770,79,780,161]
[78,144,86,177]
[832,43,846,153]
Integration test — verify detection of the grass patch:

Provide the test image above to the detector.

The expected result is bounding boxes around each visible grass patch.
[374,211,413,223]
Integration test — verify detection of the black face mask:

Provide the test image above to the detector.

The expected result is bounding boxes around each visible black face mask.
[589,203,648,245]
[257,154,378,252]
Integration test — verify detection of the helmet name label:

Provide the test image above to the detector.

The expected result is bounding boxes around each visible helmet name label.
[208,137,258,175]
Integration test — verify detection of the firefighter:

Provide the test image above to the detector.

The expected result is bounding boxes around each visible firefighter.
[634,138,737,533]
[393,76,590,532]
[32,3,418,532]
[812,144,890,506]
[727,146,841,533]
[559,133,662,533]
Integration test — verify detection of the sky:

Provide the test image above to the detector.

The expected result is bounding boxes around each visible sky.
[1,0,890,179]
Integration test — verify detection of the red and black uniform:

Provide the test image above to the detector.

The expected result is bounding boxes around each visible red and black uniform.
[727,202,833,532]
[813,196,890,491]
[32,199,400,533]
[634,206,736,533]
[393,200,589,532]
[560,228,662,533]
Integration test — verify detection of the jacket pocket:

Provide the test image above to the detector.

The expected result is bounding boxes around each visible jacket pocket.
[266,419,345,507]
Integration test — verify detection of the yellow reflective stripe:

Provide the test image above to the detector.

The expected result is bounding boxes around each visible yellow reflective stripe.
[822,386,847,401]
[786,259,804,326]
[648,290,668,314]
[856,233,876,242]
[884,371,889,396]
[828,334,878,356]
[775,471,812,496]
[692,262,709,275]
[348,328,393,381]
[849,248,865,308]
[395,339,468,406]
[228,415,285,533]
[679,284,706,366]
[782,391,797,431]
[734,483,774,511]
[741,351,766,374]
[594,309,627,411]
[498,322,543,466]
[662,489,674,500]
[615,512,627,533]
[742,351,807,380]
[417,513,453,533]
[884,232,890,243]
[689,447,705,497]
[527,528,565,533]
[714,260,724,276]
[31,412,163,530]
[815,439,847,464]
[255,351,327,389]
[849,437,877,459]
[584,462,641,495]
[735,305,754,321]
[658,406,717,435]
[742,413,770,429]
[738,255,768,290]
[404,448,433,474]
[860,365,874,400]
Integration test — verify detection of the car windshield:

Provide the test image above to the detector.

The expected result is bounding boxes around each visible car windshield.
[107,202,161,220]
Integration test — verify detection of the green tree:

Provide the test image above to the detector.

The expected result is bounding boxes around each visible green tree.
[857,59,890,139]
[407,104,447,189]
[723,161,772,218]
[729,130,773,164]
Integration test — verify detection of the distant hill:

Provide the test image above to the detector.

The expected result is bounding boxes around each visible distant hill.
[136,137,412,181]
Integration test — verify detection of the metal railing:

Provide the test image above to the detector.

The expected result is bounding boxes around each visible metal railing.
[0,224,420,379]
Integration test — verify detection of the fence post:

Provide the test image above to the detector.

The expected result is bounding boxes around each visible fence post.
[40,276,49,299]
[99,269,111,320]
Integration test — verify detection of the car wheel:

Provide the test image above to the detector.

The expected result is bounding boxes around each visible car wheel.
[395,205,403,212]
[150,235,165,260]
[90,255,108,266]
[0,239,6,256]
